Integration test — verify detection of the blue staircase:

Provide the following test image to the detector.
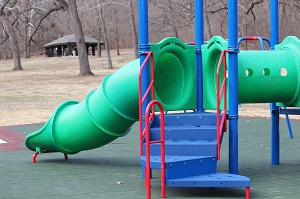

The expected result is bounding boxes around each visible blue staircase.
[140,112,250,194]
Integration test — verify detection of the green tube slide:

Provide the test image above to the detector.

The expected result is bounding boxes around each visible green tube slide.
[202,36,300,109]
[25,59,140,154]
[25,37,196,154]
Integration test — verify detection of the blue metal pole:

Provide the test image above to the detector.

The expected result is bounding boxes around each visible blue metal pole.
[270,0,280,165]
[138,0,150,117]
[228,0,239,174]
[194,0,204,112]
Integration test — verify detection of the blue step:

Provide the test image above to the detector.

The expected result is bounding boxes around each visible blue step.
[167,173,250,188]
[150,126,217,142]
[140,155,217,179]
[139,111,249,190]
[142,140,217,157]
[151,112,218,127]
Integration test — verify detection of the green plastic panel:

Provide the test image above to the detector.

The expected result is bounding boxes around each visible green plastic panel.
[201,36,228,110]
[151,37,196,111]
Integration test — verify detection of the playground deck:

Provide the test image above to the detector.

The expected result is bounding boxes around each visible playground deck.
[0,117,299,199]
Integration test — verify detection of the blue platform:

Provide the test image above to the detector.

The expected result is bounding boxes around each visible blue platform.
[140,112,250,190]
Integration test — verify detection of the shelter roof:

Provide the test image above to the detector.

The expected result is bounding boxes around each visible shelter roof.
[44,34,100,47]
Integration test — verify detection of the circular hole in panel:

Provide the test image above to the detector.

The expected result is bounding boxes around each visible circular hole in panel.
[280,68,287,76]
[263,68,271,76]
[245,68,254,77]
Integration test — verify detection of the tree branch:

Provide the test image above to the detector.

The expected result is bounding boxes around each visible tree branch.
[0,0,11,16]
[245,0,264,15]
[27,5,62,46]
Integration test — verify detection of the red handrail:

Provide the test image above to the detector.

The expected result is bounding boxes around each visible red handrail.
[216,50,229,160]
[144,100,165,199]
[138,52,155,156]
[138,52,166,198]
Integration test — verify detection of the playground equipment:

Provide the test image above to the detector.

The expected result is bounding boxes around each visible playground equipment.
[25,60,140,161]
[202,35,300,109]
[25,37,196,162]
[138,0,300,198]
[25,0,300,198]
[25,33,300,196]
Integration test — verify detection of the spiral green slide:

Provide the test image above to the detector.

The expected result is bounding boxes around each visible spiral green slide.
[25,59,140,154]
[24,37,196,155]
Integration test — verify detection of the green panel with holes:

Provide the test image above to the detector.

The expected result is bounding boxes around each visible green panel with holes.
[238,49,298,104]
[202,36,300,109]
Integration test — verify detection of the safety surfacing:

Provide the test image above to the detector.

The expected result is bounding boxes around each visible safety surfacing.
[0,117,299,199]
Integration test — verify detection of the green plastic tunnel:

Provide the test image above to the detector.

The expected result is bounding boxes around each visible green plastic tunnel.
[202,36,300,109]
[24,37,196,154]
[25,59,140,154]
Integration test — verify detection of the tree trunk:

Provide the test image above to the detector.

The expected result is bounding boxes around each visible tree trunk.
[97,37,101,57]
[167,0,179,38]
[4,20,22,70]
[98,4,112,69]
[97,11,102,57]
[116,37,120,56]
[114,9,120,56]
[24,19,29,58]
[204,13,213,39]
[2,29,6,60]
[24,1,34,59]
[68,0,93,76]
[128,0,138,59]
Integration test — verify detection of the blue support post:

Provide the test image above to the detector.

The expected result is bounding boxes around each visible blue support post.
[270,0,280,165]
[138,0,150,118]
[194,0,204,112]
[228,0,239,174]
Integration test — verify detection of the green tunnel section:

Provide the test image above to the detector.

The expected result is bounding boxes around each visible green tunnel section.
[25,38,197,154]
[202,36,300,109]
[25,59,140,154]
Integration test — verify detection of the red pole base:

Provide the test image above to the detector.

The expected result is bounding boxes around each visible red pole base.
[246,187,251,199]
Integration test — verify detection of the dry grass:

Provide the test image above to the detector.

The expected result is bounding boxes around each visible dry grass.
[0,49,135,126]
[0,49,297,126]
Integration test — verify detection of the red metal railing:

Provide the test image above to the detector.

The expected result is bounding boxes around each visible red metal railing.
[139,52,155,156]
[138,52,166,199]
[144,101,165,199]
[216,50,229,160]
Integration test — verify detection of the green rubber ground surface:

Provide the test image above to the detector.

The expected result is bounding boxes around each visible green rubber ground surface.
[0,117,300,199]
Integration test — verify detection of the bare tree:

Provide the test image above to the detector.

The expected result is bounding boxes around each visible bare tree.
[98,2,112,69]
[149,0,195,41]
[128,0,138,58]
[0,0,299,66]
[57,0,93,76]
[23,1,62,58]
[0,0,23,70]
[166,0,179,37]
[112,8,120,55]
[279,0,300,40]
[0,0,63,70]
[1,27,7,60]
